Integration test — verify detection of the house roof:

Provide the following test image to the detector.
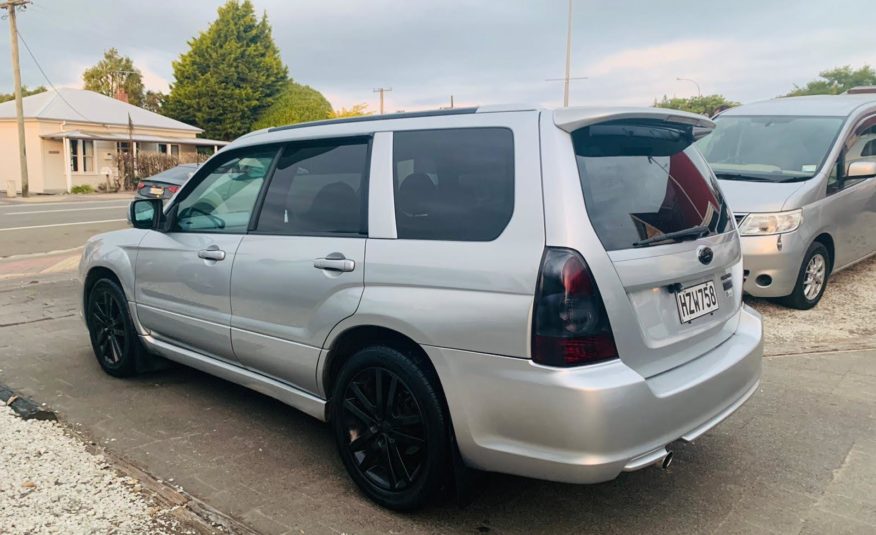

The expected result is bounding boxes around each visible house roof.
[40,129,227,146]
[0,88,202,132]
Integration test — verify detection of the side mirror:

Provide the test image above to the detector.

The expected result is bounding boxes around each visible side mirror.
[129,198,163,230]
[847,160,876,179]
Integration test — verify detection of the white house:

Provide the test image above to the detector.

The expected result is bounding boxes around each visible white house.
[0,88,226,194]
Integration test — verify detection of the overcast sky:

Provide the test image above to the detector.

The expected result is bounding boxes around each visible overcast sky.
[2,0,874,113]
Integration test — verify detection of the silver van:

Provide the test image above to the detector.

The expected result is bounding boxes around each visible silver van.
[698,94,876,308]
[80,106,763,510]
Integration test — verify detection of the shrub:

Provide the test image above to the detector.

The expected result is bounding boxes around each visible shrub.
[70,184,94,194]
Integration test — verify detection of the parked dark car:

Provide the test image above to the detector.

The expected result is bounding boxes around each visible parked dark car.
[135,163,199,200]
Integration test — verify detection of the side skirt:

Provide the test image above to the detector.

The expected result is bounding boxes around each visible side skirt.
[140,334,327,422]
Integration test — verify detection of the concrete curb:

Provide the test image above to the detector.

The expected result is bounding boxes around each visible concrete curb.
[0,382,56,421]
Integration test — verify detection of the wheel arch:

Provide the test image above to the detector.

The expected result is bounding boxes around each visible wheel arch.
[812,232,835,272]
[320,323,447,416]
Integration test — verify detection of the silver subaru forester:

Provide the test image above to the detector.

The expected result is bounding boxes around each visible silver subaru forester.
[79,105,763,510]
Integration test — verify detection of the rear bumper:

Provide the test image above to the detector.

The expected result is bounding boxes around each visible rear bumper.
[427,305,763,484]
[740,231,809,297]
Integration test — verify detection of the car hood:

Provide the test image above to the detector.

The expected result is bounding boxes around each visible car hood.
[718,179,804,213]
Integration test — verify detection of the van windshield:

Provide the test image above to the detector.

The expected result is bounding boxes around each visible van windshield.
[697,115,844,182]
[573,121,732,251]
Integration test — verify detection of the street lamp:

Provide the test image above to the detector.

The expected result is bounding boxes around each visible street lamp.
[676,77,702,97]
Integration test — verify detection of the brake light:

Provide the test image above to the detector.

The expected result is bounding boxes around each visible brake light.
[167,185,180,194]
[136,182,147,190]
[532,248,618,366]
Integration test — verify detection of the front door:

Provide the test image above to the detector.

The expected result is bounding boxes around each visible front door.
[135,146,278,363]
[230,137,371,394]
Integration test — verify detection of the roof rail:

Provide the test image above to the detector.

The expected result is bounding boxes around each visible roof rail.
[845,86,876,95]
[268,107,479,133]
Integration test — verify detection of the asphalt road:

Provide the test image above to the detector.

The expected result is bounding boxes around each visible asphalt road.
[0,197,131,257]
[0,275,874,535]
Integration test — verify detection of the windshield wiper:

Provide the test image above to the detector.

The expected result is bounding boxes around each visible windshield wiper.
[632,225,710,248]
[713,172,774,182]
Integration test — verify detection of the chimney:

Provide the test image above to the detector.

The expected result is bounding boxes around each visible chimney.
[114,88,129,103]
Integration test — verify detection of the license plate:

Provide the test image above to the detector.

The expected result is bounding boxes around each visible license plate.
[675,280,719,323]
[149,186,164,196]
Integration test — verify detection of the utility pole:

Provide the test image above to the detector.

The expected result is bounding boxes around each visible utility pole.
[2,0,31,197]
[373,87,392,115]
[449,95,454,109]
[563,0,573,107]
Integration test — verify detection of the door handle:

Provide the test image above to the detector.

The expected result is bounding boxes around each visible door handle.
[197,246,226,261]
[314,252,355,272]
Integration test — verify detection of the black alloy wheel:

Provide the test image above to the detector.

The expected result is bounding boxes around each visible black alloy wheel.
[332,346,449,510]
[86,279,140,377]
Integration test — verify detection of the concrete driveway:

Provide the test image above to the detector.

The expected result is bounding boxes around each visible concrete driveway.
[1,275,874,534]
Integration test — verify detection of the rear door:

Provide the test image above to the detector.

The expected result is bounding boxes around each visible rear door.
[230,137,370,394]
[542,113,741,378]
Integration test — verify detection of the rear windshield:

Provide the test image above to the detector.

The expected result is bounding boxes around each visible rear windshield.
[573,121,731,251]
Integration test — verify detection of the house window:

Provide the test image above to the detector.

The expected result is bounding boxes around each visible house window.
[170,144,179,157]
[157,143,180,156]
[158,143,167,154]
[70,140,79,172]
[69,139,94,173]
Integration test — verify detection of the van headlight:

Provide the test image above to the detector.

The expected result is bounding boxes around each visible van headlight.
[737,210,802,236]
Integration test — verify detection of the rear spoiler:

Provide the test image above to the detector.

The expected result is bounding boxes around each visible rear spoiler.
[553,107,715,139]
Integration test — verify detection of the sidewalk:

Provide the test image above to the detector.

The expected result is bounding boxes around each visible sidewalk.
[0,249,82,280]
[0,192,134,204]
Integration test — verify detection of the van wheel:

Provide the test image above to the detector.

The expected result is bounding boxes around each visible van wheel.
[331,346,449,511]
[85,278,145,377]
[781,242,830,310]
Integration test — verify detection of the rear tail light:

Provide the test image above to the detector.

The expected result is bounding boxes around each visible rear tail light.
[136,182,147,190]
[167,185,180,194]
[532,248,618,367]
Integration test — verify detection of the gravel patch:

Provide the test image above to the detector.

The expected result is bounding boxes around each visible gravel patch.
[747,254,876,355]
[0,405,185,534]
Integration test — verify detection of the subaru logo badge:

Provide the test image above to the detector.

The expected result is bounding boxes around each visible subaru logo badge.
[697,246,714,265]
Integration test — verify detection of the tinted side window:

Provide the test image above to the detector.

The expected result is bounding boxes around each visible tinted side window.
[393,128,514,241]
[174,148,277,233]
[256,138,370,236]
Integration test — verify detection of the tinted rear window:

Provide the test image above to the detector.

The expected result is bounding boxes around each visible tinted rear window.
[573,121,731,251]
[393,128,514,241]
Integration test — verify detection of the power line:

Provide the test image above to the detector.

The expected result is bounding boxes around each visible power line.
[15,26,91,121]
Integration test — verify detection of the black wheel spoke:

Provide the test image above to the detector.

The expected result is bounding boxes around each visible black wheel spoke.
[386,375,398,415]
[343,399,375,427]
[375,368,384,417]
[108,335,122,363]
[391,443,412,483]
[383,447,398,488]
[349,429,373,453]
[349,382,376,417]
[393,414,422,427]
[389,428,424,445]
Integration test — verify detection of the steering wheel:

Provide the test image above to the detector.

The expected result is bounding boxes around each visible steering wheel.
[182,204,225,229]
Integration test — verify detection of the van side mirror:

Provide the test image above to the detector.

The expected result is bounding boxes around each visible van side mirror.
[847,160,876,179]
[129,198,163,230]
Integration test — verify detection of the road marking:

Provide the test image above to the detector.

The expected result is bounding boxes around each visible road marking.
[0,199,132,208]
[5,206,127,215]
[0,219,126,232]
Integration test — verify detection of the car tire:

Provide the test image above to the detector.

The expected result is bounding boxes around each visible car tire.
[781,242,830,310]
[85,278,146,378]
[331,345,449,511]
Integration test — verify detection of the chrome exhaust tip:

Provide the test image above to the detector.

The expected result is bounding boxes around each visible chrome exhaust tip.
[661,451,673,469]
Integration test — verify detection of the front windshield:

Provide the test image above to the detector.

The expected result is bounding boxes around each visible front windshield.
[697,115,844,182]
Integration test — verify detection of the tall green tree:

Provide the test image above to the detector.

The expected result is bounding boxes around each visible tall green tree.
[82,49,145,106]
[654,94,739,117]
[786,65,876,96]
[142,90,166,113]
[163,0,288,140]
[252,81,333,129]
[0,85,46,103]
